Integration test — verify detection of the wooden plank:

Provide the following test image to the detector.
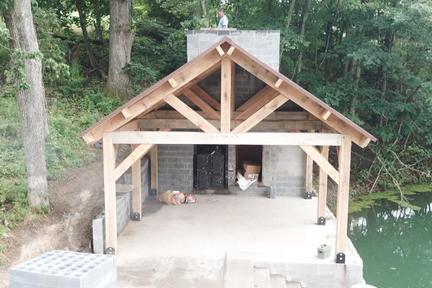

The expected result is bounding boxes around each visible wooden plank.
[318,146,329,220]
[131,145,142,219]
[232,95,288,133]
[300,145,340,184]
[112,131,343,146]
[138,118,322,131]
[231,61,236,111]
[168,78,178,88]
[183,88,220,120]
[335,135,352,260]
[150,145,158,194]
[227,46,236,55]
[113,144,152,181]
[221,58,233,132]
[228,49,371,147]
[191,85,221,111]
[103,132,117,252]
[164,94,219,133]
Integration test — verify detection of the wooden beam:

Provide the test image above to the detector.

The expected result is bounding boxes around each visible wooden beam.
[216,46,225,56]
[103,133,117,252]
[300,145,340,184]
[227,46,236,55]
[318,146,329,223]
[164,94,219,133]
[131,145,142,219]
[190,85,221,111]
[235,86,279,120]
[228,49,370,147]
[274,78,283,88]
[231,61,236,111]
[335,135,352,263]
[141,110,312,121]
[138,118,322,131]
[183,88,220,120]
[114,144,152,181]
[112,131,343,146]
[221,58,233,132]
[232,95,288,133]
[150,145,158,194]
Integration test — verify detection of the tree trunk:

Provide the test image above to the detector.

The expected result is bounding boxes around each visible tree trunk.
[93,0,104,42]
[285,0,296,29]
[3,0,49,208]
[75,0,98,69]
[106,0,133,99]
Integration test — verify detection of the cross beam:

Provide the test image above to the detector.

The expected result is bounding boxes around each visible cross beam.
[110,131,343,146]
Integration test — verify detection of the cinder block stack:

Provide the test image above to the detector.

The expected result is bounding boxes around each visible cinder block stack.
[10,250,116,288]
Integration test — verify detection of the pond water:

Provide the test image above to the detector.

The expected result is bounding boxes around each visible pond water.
[349,192,432,288]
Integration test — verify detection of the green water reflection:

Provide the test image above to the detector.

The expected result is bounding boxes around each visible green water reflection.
[349,192,432,288]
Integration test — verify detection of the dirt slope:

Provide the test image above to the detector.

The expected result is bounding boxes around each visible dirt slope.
[0,151,104,287]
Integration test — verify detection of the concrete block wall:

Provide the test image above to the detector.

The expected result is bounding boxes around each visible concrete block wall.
[187,30,280,70]
[116,192,131,234]
[262,146,306,196]
[158,145,194,192]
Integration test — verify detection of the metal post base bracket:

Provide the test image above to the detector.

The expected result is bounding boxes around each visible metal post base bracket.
[304,191,313,199]
[105,247,116,255]
[336,252,345,264]
[317,216,326,225]
[132,212,141,221]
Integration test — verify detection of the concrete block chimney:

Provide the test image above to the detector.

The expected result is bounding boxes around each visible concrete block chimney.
[187,30,281,71]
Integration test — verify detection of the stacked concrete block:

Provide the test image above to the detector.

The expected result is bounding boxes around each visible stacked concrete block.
[158,145,194,193]
[116,192,131,234]
[187,30,280,70]
[262,146,306,197]
[10,250,116,288]
[227,145,236,186]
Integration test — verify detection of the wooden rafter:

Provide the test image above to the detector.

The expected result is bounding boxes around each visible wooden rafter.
[221,57,233,132]
[235,86,279,119]
[227,45,375,147]
[164,94,219,133]
[300,145,340,184]
[190,85,221,111]
[182,88,220,120]
[232,95,288,133]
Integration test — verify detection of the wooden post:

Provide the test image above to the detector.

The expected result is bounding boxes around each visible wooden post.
[221,58,232,133]
[131,145,142,221]
[317,146,329,225]
[151,145,158,195]
[304,154,313,199]
[335,135,352,263]
[103,132,117,253]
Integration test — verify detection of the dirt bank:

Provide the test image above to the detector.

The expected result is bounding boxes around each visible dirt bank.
[0,150,104,287]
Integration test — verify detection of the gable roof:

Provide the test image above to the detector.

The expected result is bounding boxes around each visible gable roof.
[82,37,376,147]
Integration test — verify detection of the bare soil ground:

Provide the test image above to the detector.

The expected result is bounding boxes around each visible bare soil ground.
[0,150,104,287]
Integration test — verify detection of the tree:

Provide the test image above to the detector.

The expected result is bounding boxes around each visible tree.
[3,0,49,208]
[106,0,133,99]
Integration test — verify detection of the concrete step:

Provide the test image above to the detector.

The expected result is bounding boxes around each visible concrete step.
[224,257,254,288]
[254,267,271,288]
[270,275,287,288]
[228,185,271,197]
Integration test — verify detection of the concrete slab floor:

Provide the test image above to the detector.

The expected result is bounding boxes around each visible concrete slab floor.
[116,194,362,288]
